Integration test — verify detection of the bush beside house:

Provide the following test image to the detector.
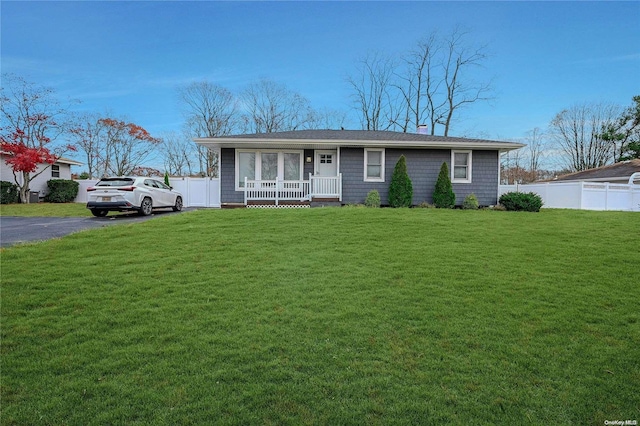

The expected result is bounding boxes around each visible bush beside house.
[1,181,19,204]
[388,155,413,208]
[365,189,381,208]
[499,192,543,212]
[462,193,479,210]
[433,162,455,208]
[44,179,80,203]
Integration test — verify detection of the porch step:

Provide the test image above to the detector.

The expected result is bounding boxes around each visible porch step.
[221,203,247,209]
[310,198,342,208]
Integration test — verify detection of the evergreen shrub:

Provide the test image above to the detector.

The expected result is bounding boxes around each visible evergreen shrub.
[462,193,479,210]
[499,192,543,212]
[364,189,381,208]
[0,181,19,204]
[44,179,80,203]
[388,155,413,207]
[433,162,455,208]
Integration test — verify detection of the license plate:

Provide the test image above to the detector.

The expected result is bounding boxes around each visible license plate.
[102,196,112,202]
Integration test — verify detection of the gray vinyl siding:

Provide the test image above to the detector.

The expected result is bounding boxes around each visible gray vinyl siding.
[340,148,499,206]
[450,150,499,206]
[220,148,242,203]
[303,149,314,180]
[222,147,499,205]
[220,148,315,204]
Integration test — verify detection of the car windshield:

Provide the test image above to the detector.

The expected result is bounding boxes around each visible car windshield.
[96,178,135,187]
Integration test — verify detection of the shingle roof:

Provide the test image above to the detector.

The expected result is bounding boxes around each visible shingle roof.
[217,129,509,144]
[195,129,524,150]
[553,159,640,182]
[1,152,82,166]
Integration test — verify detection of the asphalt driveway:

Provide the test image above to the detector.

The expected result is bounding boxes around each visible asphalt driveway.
[0,210,188,248]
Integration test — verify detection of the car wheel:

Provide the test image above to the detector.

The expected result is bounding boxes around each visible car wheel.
[91,209,108,217]
[173,196,183,212]
[139,197,153,216]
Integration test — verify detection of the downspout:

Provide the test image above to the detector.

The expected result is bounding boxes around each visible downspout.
[337,146,342,203]
[629,172,640,211]
[497,150,502,204]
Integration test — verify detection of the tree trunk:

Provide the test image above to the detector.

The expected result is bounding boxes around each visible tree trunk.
[18,171,31,203]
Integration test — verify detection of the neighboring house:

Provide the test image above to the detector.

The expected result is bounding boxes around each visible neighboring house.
[499,159,640,211]
[0,152,83,199]
[195,130,524,207]
[550,159,640,184]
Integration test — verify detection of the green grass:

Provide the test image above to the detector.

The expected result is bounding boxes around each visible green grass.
[0,202,91,217]
[2,208,639,424]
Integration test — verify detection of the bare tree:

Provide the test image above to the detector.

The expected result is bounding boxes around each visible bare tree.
[178,81,238,138]
[159,131,196,176]
[500,149,525,184]
[68,112,105,179]
[395,32,445,134]
[550,102,621,171]
[305,107,348,130]
[177,81,238,177]
[346,52,399,131]
[240,78,315,133]
[524,127,547,174]
[356,28,493,135]
[439,28,493,136]
[500,129,548,184]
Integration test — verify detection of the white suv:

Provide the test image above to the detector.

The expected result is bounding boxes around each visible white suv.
[86,177,183,217]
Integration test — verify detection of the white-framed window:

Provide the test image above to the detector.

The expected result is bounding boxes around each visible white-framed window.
[451,150,472,183]
[235,149,303,190]
[237,151,256,188]
[51,164,60,178]
[364,148,385,182]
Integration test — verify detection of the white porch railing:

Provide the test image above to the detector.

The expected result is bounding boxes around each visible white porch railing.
[244,174,342,205]
[244,178,310,205]
[310,173,342,201]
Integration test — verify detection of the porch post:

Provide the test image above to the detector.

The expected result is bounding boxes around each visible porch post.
[244,177,248,205]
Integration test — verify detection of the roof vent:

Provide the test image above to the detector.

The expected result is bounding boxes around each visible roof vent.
[417,124,429,135]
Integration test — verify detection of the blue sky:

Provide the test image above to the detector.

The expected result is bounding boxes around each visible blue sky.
[2,1,639,147]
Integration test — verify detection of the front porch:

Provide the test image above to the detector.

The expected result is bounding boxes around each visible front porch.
[244,174,342,206]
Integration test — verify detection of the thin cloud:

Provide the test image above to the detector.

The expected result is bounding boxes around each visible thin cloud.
[571,52,640,65]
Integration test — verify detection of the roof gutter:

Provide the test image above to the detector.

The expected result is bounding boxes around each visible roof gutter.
[194,137,525,151]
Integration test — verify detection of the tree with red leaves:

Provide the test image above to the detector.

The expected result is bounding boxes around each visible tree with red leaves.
[1,74,75,203]
[69,114,161,178]
[96,117,160,176]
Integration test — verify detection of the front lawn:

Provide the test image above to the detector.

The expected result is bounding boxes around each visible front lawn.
[2,208,638,424]
[0,202,91,217]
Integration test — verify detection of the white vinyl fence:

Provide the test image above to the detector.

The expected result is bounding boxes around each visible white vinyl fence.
[75,180,99,204]
[75,177,220,208]
[499,182,640,212]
